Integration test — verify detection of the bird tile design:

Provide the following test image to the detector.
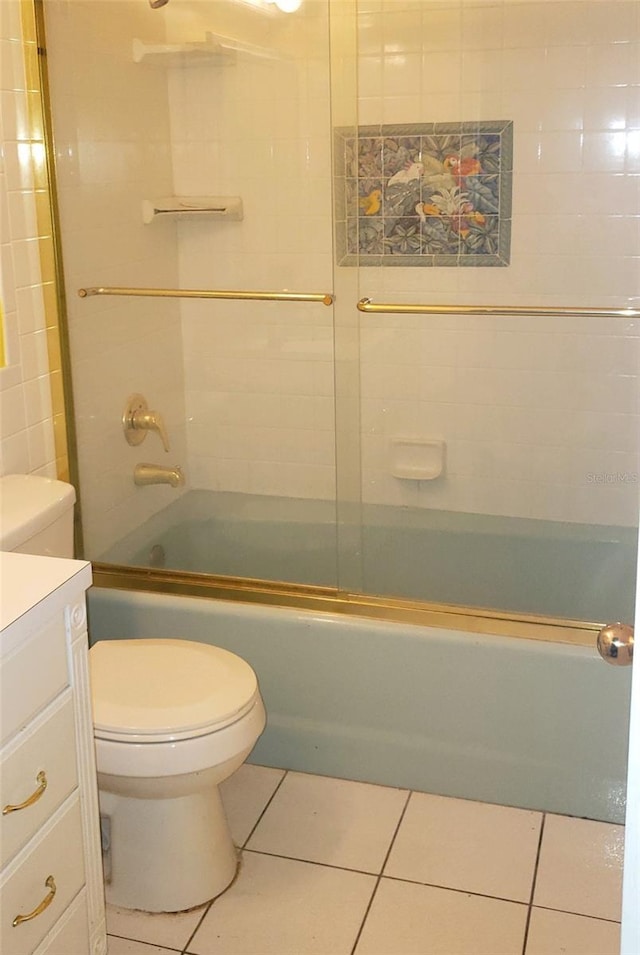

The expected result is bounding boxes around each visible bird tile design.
[335,121,513,267]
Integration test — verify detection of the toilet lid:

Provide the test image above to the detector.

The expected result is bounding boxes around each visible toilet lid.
[90,639,259,742]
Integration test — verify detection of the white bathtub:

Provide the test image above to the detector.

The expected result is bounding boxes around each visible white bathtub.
[87,586,631,824]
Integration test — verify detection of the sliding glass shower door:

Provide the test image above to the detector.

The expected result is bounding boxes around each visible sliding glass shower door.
[352,0,640,624]
[43,0,639,629]
[43,0,356,590]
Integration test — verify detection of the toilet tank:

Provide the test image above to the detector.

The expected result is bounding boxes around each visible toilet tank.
[0,474,76,557]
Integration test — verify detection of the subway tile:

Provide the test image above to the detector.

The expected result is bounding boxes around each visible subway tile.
[0,384,27,437]
[0,429,31,475]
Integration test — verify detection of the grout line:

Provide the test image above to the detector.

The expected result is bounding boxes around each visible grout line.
[531,903,622,925]
[239,844,534,909]
[242,768,289,848]
[241,845,381,878]
[107,932,182,952]
[349,788,413,955]
[180,899,216,955]
[521,811,547,955]
[181,770,290,953]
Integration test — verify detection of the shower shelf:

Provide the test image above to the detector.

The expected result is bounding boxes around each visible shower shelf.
[132,32,282,66]
[142,197,244,224]
[132,36,235,66]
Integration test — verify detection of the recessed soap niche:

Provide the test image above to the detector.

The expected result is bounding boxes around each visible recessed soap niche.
[390,437,445,481]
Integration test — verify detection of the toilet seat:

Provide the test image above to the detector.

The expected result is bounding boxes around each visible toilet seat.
[90,638,260,743]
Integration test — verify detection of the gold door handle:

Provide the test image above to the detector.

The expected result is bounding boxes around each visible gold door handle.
[2,771,48,815]
[12,875,57,927]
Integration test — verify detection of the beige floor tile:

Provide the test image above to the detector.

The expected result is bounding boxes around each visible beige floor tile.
[187,850,376,955]
[246,771,408,872]
[220,763,286,846]
[354,877,528,955]
[106,938,181,955]
[384,791,542,902]
[106,904,206,950]
[525,907,621,955]
[533,814,624,921]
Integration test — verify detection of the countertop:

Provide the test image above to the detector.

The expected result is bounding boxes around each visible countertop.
[0,551,92,633]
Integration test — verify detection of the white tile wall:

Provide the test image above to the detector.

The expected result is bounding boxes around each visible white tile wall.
[357,0,640,525]
[166,0,639,526]
[0,1,56,479]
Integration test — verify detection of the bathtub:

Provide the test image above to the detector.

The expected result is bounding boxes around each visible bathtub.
[97,490,637,623]
[87,585,631,824]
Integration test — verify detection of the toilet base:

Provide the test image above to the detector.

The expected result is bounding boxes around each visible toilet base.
[99,783,238,912]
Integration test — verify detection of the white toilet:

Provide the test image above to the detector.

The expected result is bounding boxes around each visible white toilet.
[0,474,266,913]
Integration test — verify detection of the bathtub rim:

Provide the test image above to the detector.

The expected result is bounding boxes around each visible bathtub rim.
[92,562,604,648]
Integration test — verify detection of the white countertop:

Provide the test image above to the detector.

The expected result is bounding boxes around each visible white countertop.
[0,551,92,632]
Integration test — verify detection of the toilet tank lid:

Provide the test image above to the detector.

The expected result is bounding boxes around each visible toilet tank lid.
[90,638,260,740]
[0,475,76,551]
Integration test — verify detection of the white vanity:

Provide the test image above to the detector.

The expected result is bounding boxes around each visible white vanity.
[0,552,106,955]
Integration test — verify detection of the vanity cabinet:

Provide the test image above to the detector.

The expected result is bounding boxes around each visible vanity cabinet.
[0,553,106,955]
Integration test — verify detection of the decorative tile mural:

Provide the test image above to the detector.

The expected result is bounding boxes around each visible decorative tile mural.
[335,121,513,267]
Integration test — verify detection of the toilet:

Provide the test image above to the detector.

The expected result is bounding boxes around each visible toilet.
[0,474,266,913]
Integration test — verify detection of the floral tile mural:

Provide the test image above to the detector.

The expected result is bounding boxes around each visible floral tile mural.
[334,121,513,266]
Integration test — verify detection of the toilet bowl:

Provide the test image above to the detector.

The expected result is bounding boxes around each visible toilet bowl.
[0,474,267,913]
[91,638,266,912]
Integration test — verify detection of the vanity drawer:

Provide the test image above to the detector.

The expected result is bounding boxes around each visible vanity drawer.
[0,614,69,745]
[0,694,78,869]
[33,888,89,955]
[0,795,85,955]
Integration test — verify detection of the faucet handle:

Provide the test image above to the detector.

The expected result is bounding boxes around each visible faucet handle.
[123,394,170,452]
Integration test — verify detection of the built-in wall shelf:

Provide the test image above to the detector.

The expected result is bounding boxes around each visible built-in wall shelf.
[132,32,282,67]
[133,35,235,67]
[142,197,244,224]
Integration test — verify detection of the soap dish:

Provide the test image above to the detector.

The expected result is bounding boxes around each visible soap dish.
[390,437,445,481]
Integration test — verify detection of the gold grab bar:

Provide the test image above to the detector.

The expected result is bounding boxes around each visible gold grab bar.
[357,298,640,318]
[78,286,334,306]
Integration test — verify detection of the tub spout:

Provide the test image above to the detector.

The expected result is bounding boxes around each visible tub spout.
[134,463,185,488]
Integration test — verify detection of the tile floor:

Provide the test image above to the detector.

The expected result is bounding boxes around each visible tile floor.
[105,765,624,955]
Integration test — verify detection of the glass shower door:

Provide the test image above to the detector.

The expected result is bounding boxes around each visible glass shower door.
[351,0,640,625]
[42,0,350,591]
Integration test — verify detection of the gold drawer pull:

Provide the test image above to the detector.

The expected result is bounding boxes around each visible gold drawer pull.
[12,875,57,927]
[2,771,48,815]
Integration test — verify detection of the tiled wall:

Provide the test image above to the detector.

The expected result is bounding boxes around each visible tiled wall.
[169,0,639,527]
[43,0,189,556]
[0,0,58,480]
[357,0,640,525]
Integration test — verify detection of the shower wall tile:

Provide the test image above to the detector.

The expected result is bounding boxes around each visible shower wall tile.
[0,15,56,480]
[357,0,640,527]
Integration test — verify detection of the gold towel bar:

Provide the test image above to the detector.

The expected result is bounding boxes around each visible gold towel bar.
[357,298,640,318]
[78,286,334,306]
